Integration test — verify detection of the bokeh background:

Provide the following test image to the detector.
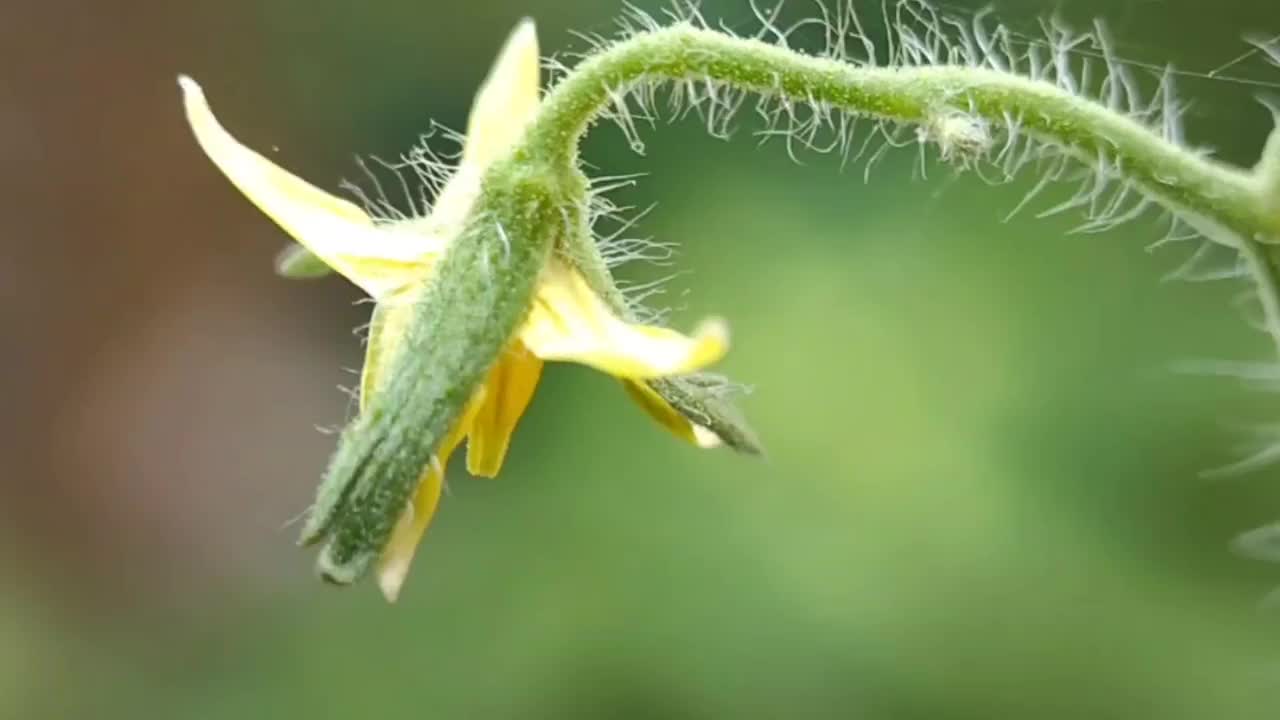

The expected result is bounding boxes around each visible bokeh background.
[7,0,1280,717]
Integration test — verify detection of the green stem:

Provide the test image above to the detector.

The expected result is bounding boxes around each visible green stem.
[525,24,1280,359]
[529,26,1274,238]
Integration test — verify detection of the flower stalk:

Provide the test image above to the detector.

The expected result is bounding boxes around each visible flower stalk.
[182,4,1280,595]
[531,26,1277,241]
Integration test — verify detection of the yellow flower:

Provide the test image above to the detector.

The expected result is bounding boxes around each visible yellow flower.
[180,20,734,600]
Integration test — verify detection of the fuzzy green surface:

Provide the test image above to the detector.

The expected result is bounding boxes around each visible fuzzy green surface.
[648,375,764,455]
[303,160,567,583]
[553,168,764,455]
[528,26,1277,242]
[274,243,337,279]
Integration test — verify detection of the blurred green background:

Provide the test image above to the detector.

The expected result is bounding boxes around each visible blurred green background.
[7,0,1280,717]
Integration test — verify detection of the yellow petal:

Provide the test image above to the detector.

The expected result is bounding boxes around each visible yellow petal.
[376,389,486,602]
[519,260,730,379]
[359,291,421,412]
[178,76,436,298]
[462,19,541,168]
[621,380,723,449]
[466,342,544,477]
[382,20,541,248]
[375,458,445,603]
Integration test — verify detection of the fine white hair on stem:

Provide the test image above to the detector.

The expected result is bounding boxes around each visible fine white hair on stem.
[545,1,1280,473]
[1245,33,1280,70]
[333,0,1280,476]
[337,2,1278,341]
[341,122,467,223]
[1235,523,1280,562]
[580,0,1207,230]
[580,172,689,322]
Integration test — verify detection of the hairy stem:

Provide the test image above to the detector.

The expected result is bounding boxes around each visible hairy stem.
[526,24,1280,355]
[531,26,1274,238]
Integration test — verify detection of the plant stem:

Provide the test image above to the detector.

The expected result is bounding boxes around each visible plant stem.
[528,25,1275,241]
[525,24,1280,357]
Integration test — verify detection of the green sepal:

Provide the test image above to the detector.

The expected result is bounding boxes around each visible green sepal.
[303,159,568,585]
[555,181,765,457]
[649,374,764,456]
[274,243,336,279]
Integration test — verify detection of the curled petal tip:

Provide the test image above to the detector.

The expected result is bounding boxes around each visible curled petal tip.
[177,75,203,102]
[505,19,537,53]
[669,317,731,374]
[691,424,724,449]
[520,264,733,379]
[696,316,730,350]
[377,564,408,604]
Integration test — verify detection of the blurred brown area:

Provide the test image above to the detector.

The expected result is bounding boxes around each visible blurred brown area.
[3,0,340,603]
